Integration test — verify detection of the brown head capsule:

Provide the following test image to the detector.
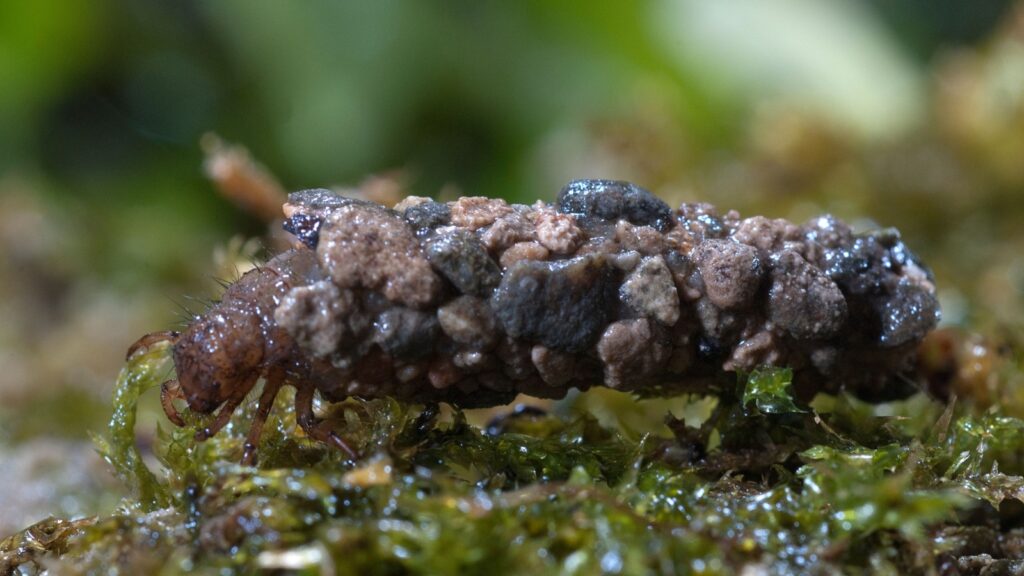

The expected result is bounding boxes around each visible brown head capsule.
[130,181,941,462]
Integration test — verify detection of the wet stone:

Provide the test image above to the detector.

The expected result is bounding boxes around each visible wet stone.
[282,213,322,249]
[694,239,763,310]
[402,200,451,235]
[437,295,498,348]
[823,235,890,296]
[425,229,502,296]
[677,203,728,241]
[491,253,617,353]
[768,250,848,340]
[556,179,674,232]
[373,307,439,359]
[620,255,680,326]
[275,280,367,358]
[317,203,441,308]
[878,281,941,348]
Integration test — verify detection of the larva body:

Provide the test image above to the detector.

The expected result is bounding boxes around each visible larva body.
[131,180,940,460]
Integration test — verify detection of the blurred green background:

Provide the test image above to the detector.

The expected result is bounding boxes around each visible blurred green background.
[2,0,1024,535]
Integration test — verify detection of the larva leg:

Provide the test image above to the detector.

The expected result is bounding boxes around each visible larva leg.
[241,370,285,466]
[295,384,358,460]
[160,380,186,427]
[194,378,253,442]
[126,330,180,361]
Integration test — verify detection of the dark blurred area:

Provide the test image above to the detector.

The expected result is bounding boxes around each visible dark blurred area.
[2,0,1024,534]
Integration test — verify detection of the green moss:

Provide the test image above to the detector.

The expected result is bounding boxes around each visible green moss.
[9,348,1024,574]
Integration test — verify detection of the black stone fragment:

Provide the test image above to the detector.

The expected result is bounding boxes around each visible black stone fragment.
[373,307,439,359]
[403,200,451,235]
[878,281,941,348]
[490,253,617,353]
[425,229,502,296]
[556,179,674,232]
[283,213,322,249]
[823,236,889,296]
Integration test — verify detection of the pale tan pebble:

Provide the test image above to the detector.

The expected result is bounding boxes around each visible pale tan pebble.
[615,220,666,255]
[437,295,498,348]
[317,203,441,307]
[732,216,803,253]
[596,319,671,389]
[428,357,461,389]
[480,210,535,252]
[575,236,620,257]
[530,345,576,387]
[723,330,782,372]
[449,196,513,229]
[620,255,680,326]
[392,195,433,212]
[534,209,584,254]
[499,241,549,268]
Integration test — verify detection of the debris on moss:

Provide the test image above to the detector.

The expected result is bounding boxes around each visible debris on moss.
[6,353,1024,574]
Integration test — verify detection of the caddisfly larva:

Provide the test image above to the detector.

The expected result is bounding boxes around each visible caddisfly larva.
[128,179,940,462]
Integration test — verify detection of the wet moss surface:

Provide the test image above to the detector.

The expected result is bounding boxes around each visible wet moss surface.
[6,342,1024,575]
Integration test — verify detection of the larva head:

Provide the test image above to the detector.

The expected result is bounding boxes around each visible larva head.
[172,311,263,414]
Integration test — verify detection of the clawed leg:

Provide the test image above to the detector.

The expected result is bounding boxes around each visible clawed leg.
[241,370,285,466]
[194,379,253,442]
[160,380,187,427]
[296,384,358,460]
[126,330,180,361]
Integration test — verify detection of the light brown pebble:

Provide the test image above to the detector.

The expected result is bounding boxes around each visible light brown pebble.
[450,196,513,230]
[437,295,498,348]
[392,195,433,212]
[615,220,666,255]
[530,345,576,387]
[317,203,441,308]
[596,319,670,388]
[619,255,680,326]
[694,239,763,310]
[723,330,781,372]
[499,241,550,269]
[732,216,802,253]
[534,210,584,254]
[274,280,366,358]
[480,211,535,252]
